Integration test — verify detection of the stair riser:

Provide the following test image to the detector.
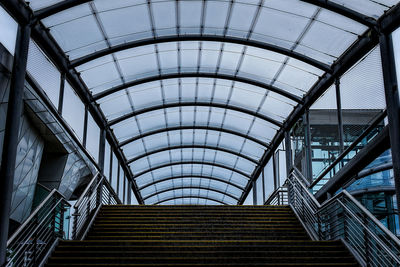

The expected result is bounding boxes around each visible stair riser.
[47,257,356,264]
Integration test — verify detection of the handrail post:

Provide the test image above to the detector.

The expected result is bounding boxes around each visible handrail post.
[72,206,79,240]
[363,212,370,266]
[96,176,103,207]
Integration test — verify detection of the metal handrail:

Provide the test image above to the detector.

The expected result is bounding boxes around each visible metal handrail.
[264,186,288,205]
[6,189,70,267]
[288,170,400,267]
[309,110,387,188]
[71,173,121,240]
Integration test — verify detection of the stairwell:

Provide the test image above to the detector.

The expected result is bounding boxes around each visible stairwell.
[46,205,358,266]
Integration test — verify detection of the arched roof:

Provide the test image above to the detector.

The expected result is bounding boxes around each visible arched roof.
[4,0,399,205]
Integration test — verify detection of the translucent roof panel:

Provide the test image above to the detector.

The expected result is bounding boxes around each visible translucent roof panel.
[41,0,367,65]
[24,0,395,204]
[111,106,279,145]
[98,78,297,122]
[75,41,323,96]
[121,130,265,162]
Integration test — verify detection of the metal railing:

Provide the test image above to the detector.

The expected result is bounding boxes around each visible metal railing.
[264,186,288,205]
[6,189,70,267]
[288,169,400,267]
[71,173,121,240]
[310,110,387,193]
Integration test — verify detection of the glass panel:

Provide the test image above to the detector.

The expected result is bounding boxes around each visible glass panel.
[330,0,396,19]
[86,114,100,162]
[43,4,107,60]
[27,40,61,106]
[104,141,111,179]
[152,0,177,36]
[62,82,85,141]
[111,152,118,191]
[179,0,202,34]
[0,6,17,55]
[97,1,152,46]
[309,84,339,182]
[264,159,274,200]
[256,174,263,205]
[243,188,253,205]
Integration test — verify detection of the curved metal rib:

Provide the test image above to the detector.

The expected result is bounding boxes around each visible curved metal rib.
[119,125,271,148]
[152,196,229,205]
[132,161,252,180]
[71,35,331,71]
[93,72,302,103]
[139,175,245,191]
[127,145,259,165]
[109,102,283,127]
[143,186,240,201]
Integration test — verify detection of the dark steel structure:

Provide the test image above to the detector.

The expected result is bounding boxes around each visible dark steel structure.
[1,0,400,264]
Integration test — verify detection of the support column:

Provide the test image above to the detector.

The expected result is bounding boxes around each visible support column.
[127,180,132,204]
[261,169,266,205]
[0,23,31,266]
[304,110,313,183]
[252,179,257,205]
[98,128,106,173]
[380,33,400,215]
[57,72,65,114]
[82,106,88,148]
[335,79,345,154]
[285,131,292,174]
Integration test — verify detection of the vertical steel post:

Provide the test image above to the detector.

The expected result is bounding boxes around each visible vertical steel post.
[109,147,113,184]
[284,131,292,175]
[116,162,120,196]
[57,72,65,114]
[261,169,266,205]
[0,22,31,266]
[304,110,313,183]
[98,128,106,172]
[380,33,400,215]
[127,180,132,205]
[252,179,257,205]
[335,79,345,155]
[82,106,88,148]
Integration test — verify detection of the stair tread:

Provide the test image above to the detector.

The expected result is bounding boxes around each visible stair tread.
[46,205,358,267]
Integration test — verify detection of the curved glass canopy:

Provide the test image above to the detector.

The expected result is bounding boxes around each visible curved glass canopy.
[23,0,398,204]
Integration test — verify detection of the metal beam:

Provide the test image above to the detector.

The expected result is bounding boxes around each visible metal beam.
[300,0,377,27]
[152,196,228,205]
[93,72,302,103]
[139,175,245,191]
[71,35,331,72]
[380,32,400,215]
[143,186,240,201]
[119,125,271,148]
[127,145,259,165]
[0,22,31,266]
[34,0,91,20]
[109,102,283,127]
[132,161,252,180]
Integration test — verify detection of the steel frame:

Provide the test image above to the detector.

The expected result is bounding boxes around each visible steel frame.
[93,72,302,103]
[142,186,240,201]
[0,0,399,215]
[109,101,283,127]
[152,196,229,205]
[127,145,259,165]
[139,175,245,191]
[70,35,331,71]
[132,161,252,180]
[119,125,271,148]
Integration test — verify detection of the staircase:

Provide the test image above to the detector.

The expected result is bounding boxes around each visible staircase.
[46,205,358,266]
